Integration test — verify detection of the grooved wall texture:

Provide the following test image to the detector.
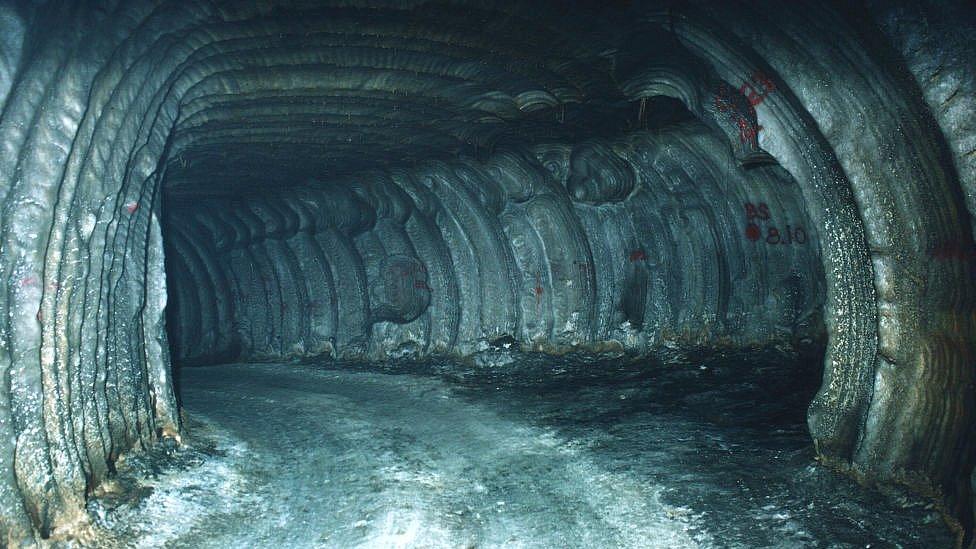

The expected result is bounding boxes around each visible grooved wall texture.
[0,0,972,545]
[165,125,825,365]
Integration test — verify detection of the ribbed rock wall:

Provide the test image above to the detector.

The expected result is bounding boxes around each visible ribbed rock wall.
[866,5,976,541]
[867,0,976,243]
[165,124,825,364]
[0,0,970,544]
[663,3,975,540]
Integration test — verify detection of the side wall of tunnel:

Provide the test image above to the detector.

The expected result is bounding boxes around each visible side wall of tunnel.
[165,124,827,365]
[658,3,975,538]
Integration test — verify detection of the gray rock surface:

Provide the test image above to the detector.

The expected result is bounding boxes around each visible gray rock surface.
[0,1,970,544]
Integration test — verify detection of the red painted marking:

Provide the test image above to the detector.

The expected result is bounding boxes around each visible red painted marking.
[533,271,544,310]
[19,276,37,288]
[744,224,806,245]
[736,116,762,143]
[125,201,139,214]
[713,73,774,144]
[714,84,734,113]
[740,82,763,107]
[738,71,776,107]
[751,70,776,100]
[628,250,647,262]
[745,223,762,241]
[744,202,771,221]
[743,203,805,245]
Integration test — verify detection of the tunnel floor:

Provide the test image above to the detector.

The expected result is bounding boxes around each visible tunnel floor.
[86,355,953,548]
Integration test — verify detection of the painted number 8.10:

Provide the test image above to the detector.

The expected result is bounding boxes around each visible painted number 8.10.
[765,225,806,245]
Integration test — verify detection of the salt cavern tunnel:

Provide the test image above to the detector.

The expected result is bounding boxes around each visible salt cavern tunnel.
[0,0,973,546]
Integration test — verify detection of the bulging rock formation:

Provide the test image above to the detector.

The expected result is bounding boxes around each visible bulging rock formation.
[0,0,972,545]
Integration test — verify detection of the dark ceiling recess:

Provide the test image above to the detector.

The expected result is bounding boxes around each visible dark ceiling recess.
[0,0,972,546]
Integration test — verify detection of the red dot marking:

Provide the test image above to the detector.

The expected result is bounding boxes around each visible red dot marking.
[125,202,139,214]
[745,223,761,241]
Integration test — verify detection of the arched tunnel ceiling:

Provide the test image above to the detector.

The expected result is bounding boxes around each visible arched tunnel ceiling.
[0,0,973,545]
[159,2,643,195]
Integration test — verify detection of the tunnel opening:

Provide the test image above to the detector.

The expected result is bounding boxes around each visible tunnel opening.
[149,80,903,543]
[0,1,974,546]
